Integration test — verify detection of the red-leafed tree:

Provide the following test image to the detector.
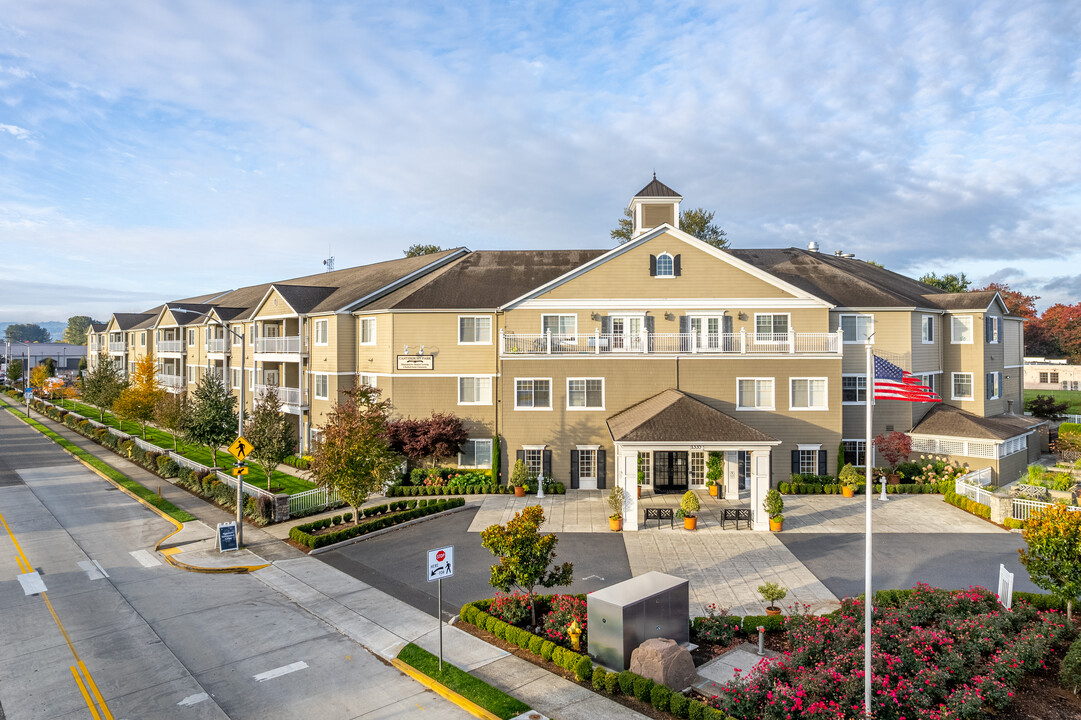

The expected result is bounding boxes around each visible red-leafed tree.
[972,282,1039,319]
[1039,303,1081,363]
[873,431,912,469]
[385,412,468,467]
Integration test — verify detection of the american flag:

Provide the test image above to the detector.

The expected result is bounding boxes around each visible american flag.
[873,355,941,402]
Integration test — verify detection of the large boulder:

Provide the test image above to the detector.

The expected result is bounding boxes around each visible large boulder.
[628,637,696,691]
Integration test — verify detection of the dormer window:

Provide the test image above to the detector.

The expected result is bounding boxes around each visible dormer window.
[650,252,681,277]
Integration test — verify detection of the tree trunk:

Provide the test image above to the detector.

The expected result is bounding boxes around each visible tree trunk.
[529,591,537,627]
[1069,599,1073,624]
[353,504,360,525]
[173,434,178,452]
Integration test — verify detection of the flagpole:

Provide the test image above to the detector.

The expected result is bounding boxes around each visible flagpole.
[864,341,874,718]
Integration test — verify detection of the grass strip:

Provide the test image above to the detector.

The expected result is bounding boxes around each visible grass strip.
[1,401,196,523]
[397,643,530,720]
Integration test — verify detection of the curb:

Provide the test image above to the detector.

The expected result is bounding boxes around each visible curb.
[309,503,472,555]
[389,658,502,720]
[0,398,270,575]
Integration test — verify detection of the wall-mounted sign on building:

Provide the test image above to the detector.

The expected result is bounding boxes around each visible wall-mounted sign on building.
[397,355,434,370]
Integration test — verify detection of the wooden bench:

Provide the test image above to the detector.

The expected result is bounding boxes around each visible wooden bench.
[722,508,751,530]
[644,507,674,529]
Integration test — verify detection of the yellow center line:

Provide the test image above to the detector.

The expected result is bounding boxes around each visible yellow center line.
[0,507,115,719]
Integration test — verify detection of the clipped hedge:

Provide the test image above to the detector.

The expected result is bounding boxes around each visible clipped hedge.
[944,489,992,519]
[387,481,567,497]
[288,497,465,549]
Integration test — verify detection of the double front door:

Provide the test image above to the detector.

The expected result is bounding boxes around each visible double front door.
[653,451,688,495]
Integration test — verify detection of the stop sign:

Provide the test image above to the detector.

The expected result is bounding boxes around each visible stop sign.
[436,550,445,562]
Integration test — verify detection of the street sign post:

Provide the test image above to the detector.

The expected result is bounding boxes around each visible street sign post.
[228,436,253,462]
[217,522,239,552]
[427,545,454,671]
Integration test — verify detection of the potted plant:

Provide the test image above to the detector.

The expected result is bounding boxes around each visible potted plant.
[839,463,861,498]
[510,459,529,497]
[706,453,724,497]
[607,485,624,531]
[764,488,784,531]
[757,581,787,616]
[873,431,912,484]
[637,456,646,498]
[676,490,700,530]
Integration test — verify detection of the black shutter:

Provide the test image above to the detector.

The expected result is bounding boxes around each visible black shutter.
[570,450,579,489]
[598,450,607,489]
[649,255,657,276]
[673,254,682,276]
[818,450,827,476]
[516,449,524,465]
[791,449,800,476]
[542,450,551,480]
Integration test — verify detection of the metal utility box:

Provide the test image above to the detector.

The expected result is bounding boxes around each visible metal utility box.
[587,571,689,670]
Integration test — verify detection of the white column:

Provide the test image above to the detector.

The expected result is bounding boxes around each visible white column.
[620,448,639,531]
[725,451,739,498]
[750,450,770,531]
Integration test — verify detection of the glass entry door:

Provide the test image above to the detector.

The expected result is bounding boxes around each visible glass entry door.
[653,451,689,494]
[610,316,643,351]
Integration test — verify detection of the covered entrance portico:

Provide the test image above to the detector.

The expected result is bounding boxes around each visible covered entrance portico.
[606,389,780,531]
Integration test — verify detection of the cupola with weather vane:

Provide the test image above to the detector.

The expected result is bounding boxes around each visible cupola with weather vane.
[629,173,682,238]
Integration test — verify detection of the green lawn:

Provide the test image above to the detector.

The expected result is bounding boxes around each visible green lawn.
[54,398,315,495]
[1024,389,1081,415]
[397,643,530,720]
[0,399,195,523]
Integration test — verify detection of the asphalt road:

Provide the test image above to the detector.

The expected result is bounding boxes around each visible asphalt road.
[778,532,1041,600]
[319,506,634,620]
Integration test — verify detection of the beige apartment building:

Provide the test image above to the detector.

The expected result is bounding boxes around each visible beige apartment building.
[89,178,1041,528]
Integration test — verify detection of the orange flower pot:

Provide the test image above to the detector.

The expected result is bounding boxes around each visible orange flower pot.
[684,516,697,531]
[769,518,784,532]
[514,486,525,497]
[708,485,718,497]
[609,516,622,532]
[842,486,854,498]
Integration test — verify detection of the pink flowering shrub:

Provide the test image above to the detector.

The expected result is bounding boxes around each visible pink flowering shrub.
[542,594,588,648]
[489,592,531,626]
[712,584,1072,720]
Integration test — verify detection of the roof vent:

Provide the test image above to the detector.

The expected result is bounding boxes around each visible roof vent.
[807,241,819,252]
[834,250,855,258]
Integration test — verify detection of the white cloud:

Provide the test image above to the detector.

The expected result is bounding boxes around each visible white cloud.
[0,123,29,140]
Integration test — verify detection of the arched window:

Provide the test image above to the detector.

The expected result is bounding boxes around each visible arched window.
[656,253,674,277]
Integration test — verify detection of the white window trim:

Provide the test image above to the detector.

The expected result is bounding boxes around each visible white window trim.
[458,315,492,345]
[986,316,1000,344]
[566,377,605,411]
[458,438,493,469]
[842,439,867,466]
[736,377,775,411]
[522,444,547,450]
[314,318,330,346]
[839,313,874,345]
[232,325,241,346]
[987,371,1001,400]
[921,315,935,344]
[247,368,254,391]
[655,251,675,278]
[951,315,974,344]
[358,317,376,346]
[841,374,867,406]
[313,373,330,400]
[457,376,493,406]
[231,368,241,389]
[358,373,376,388]
[514,377,553,410]
[789,377,829,411]
[541,314,577,336]
[188,329,195,347]
[753,313,790,341]
[576,445,600,480]
[951,372,974,401]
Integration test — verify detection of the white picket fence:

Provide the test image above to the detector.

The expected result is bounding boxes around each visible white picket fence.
[1011,498,1081,522]
[289,486,344,516]
[955,476,994,506]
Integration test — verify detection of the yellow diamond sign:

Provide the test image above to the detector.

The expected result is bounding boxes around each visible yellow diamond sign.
[228,436,253,462]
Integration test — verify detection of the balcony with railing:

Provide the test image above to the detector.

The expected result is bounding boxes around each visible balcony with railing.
[500,329,843,356]
[207,338,227,354]
[157,339,185,354]
[254,384,305,412]
[108,341,127,353]
[157,373,184,391]
[255,336,304,355]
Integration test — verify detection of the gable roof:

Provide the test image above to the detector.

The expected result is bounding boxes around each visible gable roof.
[607,389,777,443]
[89,322,106,333]
[633,175,681,199]
[367,250,608,310]
[910,404,1043,441]
[112,312,156,331]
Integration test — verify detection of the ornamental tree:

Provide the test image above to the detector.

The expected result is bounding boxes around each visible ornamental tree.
[244,387,294,487]
[307,384,401,524]
[1026,394,1070,421]
[385,412,468,468]
[81,352,128,421]
[154,390,190,451]
[29,364,50,395]
[182,371,237,468]
[480,505,573,625]
[1019,505,1081,622]
[6,359,23,387]
[873,431,912,469]
[112,353,162,438]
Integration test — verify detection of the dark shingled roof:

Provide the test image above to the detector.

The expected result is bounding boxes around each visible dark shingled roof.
[273,284,339,314]
[164,303,217,326]
[730,248,1002,310]
[89,322,106,332]
[112,313,156,330]
[911,405,1043,441]
[209,306,248,322]
[607,389,777,443]
[368,250,608,310]
[633,175,681,198]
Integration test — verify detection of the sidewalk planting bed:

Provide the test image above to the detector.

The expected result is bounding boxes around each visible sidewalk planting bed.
[288,497,466,549]
[397,643,530,719]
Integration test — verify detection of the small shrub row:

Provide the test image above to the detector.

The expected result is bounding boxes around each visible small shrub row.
[461,603,592,678]
[588,667,734,719]
[944,489,992,519]
[288,498,464,549]
[282,454,311,470]
[780,479,950,495]
[408,467,492,487]
[388,481,566,497]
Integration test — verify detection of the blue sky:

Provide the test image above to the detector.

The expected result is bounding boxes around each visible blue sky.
[1,0,1079,323]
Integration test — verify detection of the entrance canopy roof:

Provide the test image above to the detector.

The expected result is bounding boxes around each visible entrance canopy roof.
[607,389,778,444]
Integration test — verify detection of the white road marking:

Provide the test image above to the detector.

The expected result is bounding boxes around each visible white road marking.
[130,549,162,567]
[78,560,105,580]
[92,559,109,577]
[177,692,209,706]
[17,571,46,595]
[253,661,308,682]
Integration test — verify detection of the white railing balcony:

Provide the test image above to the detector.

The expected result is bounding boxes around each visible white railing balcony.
[108,342,126,353]
[500,329,843,356]
[157,340,185,353]
[255,384,304,407]
[157,373,184,389]
[255,336,303,354]
[207,338,227,353]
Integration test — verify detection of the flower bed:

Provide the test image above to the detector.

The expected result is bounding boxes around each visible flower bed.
[387,480,565,496]
[288,497,464,549]
[709,584,1073,720]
